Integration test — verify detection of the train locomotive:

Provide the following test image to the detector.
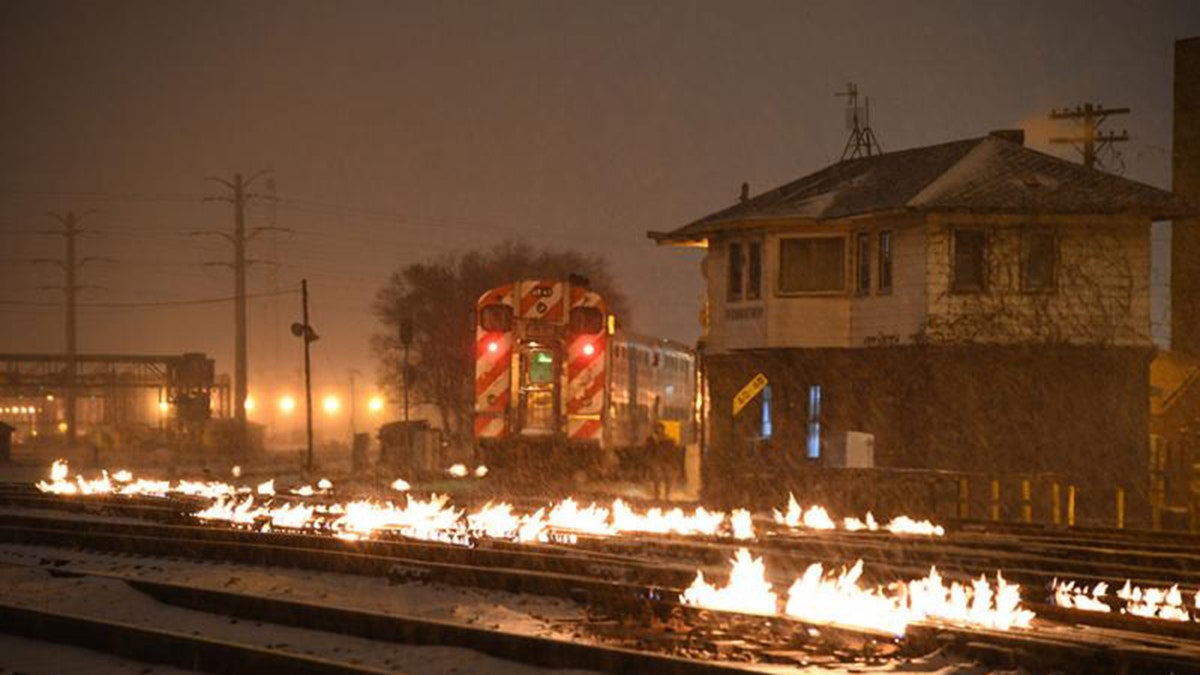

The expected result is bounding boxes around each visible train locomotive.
[473,278,696,478]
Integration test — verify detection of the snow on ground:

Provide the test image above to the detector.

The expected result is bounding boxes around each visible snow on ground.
[0,633,197,675]
[0,543,586,639]
[0,506,163,525]
[0,561,601,675]
[0,544,1012,674]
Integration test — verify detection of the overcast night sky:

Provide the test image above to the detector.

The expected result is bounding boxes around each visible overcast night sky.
[3,0,1200,397]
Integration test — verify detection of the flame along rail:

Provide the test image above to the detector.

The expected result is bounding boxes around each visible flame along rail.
[564,525,1200,592]
[6,486,1200,578]
[4,510,1200,672]
[5,486,1200,610]
[6,522,1200,675]
[5,489,1200,606]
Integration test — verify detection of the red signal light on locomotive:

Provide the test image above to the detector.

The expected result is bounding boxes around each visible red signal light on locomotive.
[581,342,596,357]
[487,341,500,354]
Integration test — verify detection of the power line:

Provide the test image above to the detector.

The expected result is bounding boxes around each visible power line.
[0,189,204,204]
[0,287,297,309]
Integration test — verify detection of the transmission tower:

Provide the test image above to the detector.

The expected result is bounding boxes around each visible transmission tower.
[193,171,284,452]
[837,82,882,161]
[1049,103,1130,172]
[32,210,111,446]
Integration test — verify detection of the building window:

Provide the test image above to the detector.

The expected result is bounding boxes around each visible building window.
[747,241,762,300]
[855,232,871,294]
[951,228,987,292]
[778,237,846,294]
[727,241,743,301]
[760,384,772,440]
[878,231,893,293]
[806,385,821,459]
[1021,229,1056,292]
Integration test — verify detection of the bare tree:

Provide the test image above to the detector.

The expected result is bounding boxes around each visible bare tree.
[372,240,629,447]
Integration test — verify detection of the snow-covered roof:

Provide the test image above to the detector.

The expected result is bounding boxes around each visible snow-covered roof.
[650,132,1193,245]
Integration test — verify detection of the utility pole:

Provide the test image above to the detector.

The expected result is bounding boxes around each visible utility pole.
[34,210,102,447]
[197,170,283,453]
[1049,103,1130,171]
[399,317,413,455]
[348,368,360,441]
[291,279,319,472]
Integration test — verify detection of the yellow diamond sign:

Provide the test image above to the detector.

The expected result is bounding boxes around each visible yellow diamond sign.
[732,373,768,416]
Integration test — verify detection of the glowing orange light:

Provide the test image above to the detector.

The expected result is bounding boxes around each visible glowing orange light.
[582,343,596,357]
[487,341,499,354]
[279,395,296,414]
[322,395,340,415]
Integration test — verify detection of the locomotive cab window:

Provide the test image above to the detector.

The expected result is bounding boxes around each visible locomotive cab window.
[568,306,604,334]
[479,304,513,332]
[525,348,555,386]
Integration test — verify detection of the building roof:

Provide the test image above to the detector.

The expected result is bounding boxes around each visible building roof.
[651,132,1194,245]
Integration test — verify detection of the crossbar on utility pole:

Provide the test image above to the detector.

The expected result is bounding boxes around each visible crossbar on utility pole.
[1049,103,1130,170]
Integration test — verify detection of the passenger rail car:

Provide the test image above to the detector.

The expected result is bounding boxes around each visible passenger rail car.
[473,279,695,472]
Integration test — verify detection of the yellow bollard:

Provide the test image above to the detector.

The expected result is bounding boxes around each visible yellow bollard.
[1116,487,1125,529]
[1067,485,1077,527]
[1052,483,1062,526]
[957,478,969,520]
[990,479,1001,522]
[1020,479,1032,524]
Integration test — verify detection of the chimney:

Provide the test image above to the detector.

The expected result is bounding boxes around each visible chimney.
[1173,37,1200,356]
[740,182,750,204]
[989,129,1025,145]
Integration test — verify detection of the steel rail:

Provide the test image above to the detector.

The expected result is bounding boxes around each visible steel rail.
[0,601,396,675]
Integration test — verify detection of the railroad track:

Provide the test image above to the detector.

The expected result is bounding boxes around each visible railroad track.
[0,601,397,675]
[7,488,1199,581]
[0,565,751,675]
[4,504,1200,672]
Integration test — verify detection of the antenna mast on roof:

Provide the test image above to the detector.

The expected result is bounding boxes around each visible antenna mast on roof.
[837,82,882,161]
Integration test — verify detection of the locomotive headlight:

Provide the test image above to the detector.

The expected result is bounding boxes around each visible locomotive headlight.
[582,343,596,357]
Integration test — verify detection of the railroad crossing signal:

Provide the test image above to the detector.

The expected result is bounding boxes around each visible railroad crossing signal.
[732,373,768,416]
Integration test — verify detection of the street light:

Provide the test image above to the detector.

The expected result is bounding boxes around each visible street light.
[322,395,340,415]
[279,395,296,414]
[368,395,385,413]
